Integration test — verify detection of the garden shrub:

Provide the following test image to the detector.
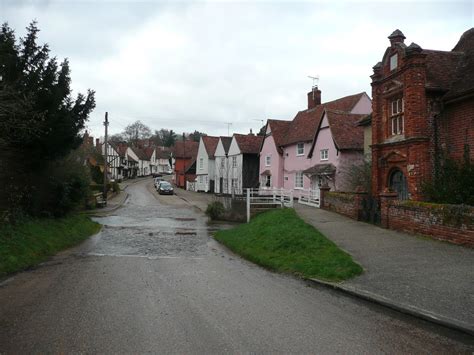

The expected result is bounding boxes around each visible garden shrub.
[205,201,225,220]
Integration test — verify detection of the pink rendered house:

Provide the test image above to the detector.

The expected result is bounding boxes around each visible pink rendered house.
[259,87,372,197]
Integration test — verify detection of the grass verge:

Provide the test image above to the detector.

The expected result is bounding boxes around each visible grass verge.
[0,215,101,277]
[214,208,362,282]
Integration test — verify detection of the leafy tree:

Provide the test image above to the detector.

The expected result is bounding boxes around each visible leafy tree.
[122,120,151,145]
[150,130,164,146]
[189,130,207,142]
[422,145,473,205]
[0,21,96,220]
[161,129,177,147]
[340,158,372,193]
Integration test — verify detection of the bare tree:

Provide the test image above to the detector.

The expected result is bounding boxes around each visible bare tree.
[122,121,151,145]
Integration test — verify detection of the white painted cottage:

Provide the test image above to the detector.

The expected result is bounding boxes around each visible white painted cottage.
[214,137,232,194]
[225,134,263,195]
[196,136,219,192]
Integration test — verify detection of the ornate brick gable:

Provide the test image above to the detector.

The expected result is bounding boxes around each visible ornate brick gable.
[371,28,474,201]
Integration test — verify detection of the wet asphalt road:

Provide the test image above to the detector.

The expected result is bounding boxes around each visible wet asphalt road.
[0,179,472,354]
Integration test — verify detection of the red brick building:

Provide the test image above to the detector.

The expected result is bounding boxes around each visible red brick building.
[371,28,474,200]
[172,140,199,188]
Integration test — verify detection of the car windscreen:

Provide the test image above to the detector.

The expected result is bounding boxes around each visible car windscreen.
[160,182,171,188]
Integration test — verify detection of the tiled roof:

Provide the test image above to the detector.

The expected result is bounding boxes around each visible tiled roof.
[144,147,155,160]
[155,147,171,159]
[202,136,220,158]
[445,28,474,100]
[116,143,128,157]
[234,134,264,154]
[326,110,367,150]
[405,28,474,100]
[283,92,367,146]
[173,141,199,159]
[220,136,232,154]
[267,119,291,153]
[303,163,336,175]
[424,50,463,90]
[185,158,196,173]
[131,147,149,161]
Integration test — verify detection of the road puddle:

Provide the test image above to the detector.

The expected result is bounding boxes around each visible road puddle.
[175,229,197,236]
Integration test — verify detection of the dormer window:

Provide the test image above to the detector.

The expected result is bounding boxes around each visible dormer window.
[390,53,398,71]
[390,98,404,135]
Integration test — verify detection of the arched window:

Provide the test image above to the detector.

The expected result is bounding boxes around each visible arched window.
[389,169,408,200]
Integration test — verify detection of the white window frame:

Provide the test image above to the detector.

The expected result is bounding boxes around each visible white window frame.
[199,158,204,170]
[320,149,328,161]
[390,53,398,71]
[220,157,225,169]
[265,155,271,166]
[295,171,304,189]
[390,97,404,135]
[296,143,305,156]
[232,156,237,168]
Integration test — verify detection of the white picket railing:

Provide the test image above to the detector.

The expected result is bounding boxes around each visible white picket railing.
[186,181,197,192]
[246,188,293,222]
[298,189,320,208]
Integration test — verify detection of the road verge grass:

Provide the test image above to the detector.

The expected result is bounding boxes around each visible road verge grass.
[214,208,362,282]
[0,215,101,277]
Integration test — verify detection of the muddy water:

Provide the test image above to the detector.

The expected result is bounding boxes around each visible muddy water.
[88,180,232,259]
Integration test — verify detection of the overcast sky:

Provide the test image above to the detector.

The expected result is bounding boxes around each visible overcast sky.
[1,0,472,138]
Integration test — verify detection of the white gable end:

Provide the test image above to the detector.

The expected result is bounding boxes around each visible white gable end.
[228,137,241,156]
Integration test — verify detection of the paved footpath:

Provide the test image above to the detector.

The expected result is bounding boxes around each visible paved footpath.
[295,203,474,334]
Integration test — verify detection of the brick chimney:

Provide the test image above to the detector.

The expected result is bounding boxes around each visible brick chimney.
[96,138,100,147]
[307,87,321,109]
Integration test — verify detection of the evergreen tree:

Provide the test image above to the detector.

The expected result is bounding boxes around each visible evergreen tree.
[0,21,96,219]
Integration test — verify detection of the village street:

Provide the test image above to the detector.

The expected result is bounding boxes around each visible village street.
[0,178,472,353]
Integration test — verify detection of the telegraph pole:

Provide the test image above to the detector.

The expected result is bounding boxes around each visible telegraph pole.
[103,112,109,199]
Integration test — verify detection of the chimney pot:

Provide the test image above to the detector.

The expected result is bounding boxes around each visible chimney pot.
[308,88,321,109]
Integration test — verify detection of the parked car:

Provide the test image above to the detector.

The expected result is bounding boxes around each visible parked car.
[152,173,163,178]
[154,177,163,189]
[157,181,174,195]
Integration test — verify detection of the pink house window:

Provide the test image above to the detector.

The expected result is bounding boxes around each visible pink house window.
[296,143,304,156]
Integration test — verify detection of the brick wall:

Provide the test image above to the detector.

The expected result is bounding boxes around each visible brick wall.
[383,200,474,247]
[439,99,474,161]
[322,192,358,220]
[320,188,473,247]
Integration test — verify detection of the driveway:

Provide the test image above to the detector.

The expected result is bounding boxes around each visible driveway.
[0,179,472,353]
